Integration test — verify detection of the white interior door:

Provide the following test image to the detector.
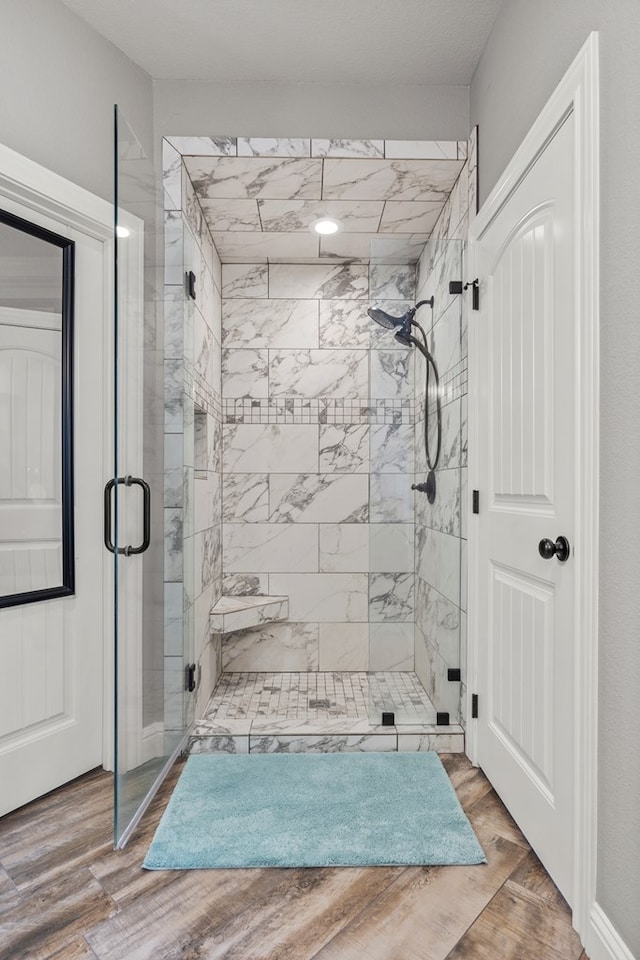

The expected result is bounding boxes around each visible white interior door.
[471,113,576,902]
[0,206,106,816]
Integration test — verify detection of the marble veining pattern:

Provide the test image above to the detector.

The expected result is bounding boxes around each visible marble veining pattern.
[319,524,369,573]
[318,299,378,349]
[238,138,311,157]
[369,572,415,622]
[222,263,268,298]
[311,139,384,158]
[269,263,369,300]
[209,595,288,634]
[269,348,368,398]
[223,472,269,522]
[184,156,323,200]
[379,201,443,234]
[222,298,319,348]
[370,350,413,401]
[370,422,413,473]
[223,522,319,572]
[269,473,369,523]
[222,621,319,673]
[167,136,237,156]
[319,424,369,473]
[212,231,320,262]
[258,198,384,233]
[322,159,464,203]
[222,572,269,596]
[369,263,416,300]
[221,348,269,397]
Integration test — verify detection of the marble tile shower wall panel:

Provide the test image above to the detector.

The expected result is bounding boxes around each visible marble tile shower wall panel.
[221,260,416,673]
[163,141,224,728]
[164,133,470,686]
[412,128,477,724]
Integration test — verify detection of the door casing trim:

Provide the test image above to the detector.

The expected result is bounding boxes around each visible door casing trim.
[467,31,599,950]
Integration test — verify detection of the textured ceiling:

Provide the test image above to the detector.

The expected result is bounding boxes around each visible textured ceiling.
[169,136,466,263]
[61,0,502,84]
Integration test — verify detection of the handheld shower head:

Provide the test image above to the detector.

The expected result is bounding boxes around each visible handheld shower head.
[367,306,413,330]
[394,327,413,347]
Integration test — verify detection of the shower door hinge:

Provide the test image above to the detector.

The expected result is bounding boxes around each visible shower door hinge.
[470,279,480,311]
[185,662,197,693]
[471,694,479,719]
[448,278,479,309]
[472,490,480,514]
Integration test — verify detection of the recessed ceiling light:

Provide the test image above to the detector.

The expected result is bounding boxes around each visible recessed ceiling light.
[311,218,342,235]
[116,225,130,238]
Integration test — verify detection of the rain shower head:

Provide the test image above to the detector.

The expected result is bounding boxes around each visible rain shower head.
[366,306,412,329]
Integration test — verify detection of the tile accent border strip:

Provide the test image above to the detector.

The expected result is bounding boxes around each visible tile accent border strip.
[223,397,414,425]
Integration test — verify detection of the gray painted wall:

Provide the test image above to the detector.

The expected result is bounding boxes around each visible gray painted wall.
[471,2,640,953]
[1,0,153,201]
[153,80,469,141]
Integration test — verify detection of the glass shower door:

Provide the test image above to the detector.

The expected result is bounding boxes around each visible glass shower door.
[367,239,464,729]
[112,106,192,846]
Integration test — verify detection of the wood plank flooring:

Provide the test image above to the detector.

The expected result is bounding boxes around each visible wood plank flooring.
[0,755,587,960]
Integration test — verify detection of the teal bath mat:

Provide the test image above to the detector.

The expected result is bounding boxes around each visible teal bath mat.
[144,751,485,869]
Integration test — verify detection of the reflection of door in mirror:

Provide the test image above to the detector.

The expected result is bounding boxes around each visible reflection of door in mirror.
[0,313,62,592]
[0,212,73,605]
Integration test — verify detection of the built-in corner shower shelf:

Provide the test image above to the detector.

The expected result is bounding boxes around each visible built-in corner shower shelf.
[209,595,289,635]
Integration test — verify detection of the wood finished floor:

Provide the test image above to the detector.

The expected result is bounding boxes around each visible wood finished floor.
[0,755,588,960]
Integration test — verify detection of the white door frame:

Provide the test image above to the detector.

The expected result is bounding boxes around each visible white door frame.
[0,142,117,774]
[467,32,599,949]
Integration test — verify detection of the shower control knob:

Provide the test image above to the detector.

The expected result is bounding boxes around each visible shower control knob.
[538,536,571,562]
[411,482,429,493]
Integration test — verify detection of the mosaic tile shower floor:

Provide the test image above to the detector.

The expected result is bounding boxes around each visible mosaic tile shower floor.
[191,672,464,754]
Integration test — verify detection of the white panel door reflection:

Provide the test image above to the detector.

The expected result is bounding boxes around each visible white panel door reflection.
[0,310,62,594]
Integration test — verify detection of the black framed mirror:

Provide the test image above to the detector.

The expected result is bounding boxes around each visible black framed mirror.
[0,208,75,607]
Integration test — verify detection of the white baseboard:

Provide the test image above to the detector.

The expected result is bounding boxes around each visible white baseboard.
[586,903,636,960]
[141,721,165,764]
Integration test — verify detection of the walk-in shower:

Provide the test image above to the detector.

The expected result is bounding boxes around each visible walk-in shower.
[368,298,442,504]
[155,134,470,770]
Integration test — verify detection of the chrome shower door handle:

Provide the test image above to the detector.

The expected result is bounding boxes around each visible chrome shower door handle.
[104,476,151,556]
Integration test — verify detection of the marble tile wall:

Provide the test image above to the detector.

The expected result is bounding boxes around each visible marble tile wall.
[220,257,416,675]
[163,140,224,731]
[163,132,478,728]
[177,137,467,264]
[410,126,477,725]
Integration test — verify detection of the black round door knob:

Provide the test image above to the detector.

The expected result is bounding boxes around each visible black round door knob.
[538,536,571,562]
